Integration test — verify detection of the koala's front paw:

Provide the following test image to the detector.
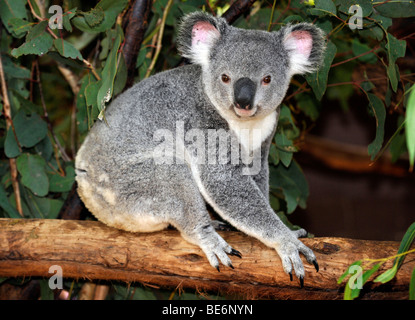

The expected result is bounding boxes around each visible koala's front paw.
[275,230,318,288]
[199,230,242,272]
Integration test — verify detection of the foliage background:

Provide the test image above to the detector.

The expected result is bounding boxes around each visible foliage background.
[0,0,414,299]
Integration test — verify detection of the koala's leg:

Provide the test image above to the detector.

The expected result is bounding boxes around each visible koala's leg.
[114,161,241,270]
[194,163,317,284]
[160,164,241,270]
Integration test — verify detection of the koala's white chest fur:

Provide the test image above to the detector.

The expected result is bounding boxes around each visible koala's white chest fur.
[228,110,277,153]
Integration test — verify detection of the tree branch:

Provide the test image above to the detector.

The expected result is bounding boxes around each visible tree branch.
[122,0,152,89]
[0,41,23,216]
[298,135,412,178]
[222,0,257,24]
[0,218,413,300]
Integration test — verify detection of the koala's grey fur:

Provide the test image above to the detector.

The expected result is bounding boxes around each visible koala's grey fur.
[75,11,326,284]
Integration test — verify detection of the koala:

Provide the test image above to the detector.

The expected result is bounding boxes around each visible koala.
[75,11,326,286]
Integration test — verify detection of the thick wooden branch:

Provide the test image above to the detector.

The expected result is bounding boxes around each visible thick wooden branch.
[0,218,413,300]
[299,135,411,178]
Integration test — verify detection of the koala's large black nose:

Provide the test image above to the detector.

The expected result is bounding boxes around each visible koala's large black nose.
[234,78,256,110]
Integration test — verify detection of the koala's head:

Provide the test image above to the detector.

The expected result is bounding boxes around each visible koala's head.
[177,12,326,122]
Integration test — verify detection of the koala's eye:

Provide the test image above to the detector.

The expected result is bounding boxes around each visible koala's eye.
[221,74,231,84]
[262,76,271,85]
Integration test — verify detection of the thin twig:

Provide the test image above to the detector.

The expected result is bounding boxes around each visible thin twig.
[0,51,23,216]
[331,46,380,68]
[145,0,174,78]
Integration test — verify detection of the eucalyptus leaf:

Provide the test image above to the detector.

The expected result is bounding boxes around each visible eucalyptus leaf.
[385,33,406,92]
[305,41,336,100]
[405,84,415,170]
[0,0,28,34]
[49,166,75,193]
[367,93,386,160]
[13,109,48,148]
[16,153,49,197]
[309,0,337,17]
[7,18,32,38]
[11,21,53,58]
[4,127,21,158]
[72,0,128,33]
[53,38,83,61]
[0,184,21,218]
[269,161,309,213]
[375,0,415,18]
[409,268,415,300]
[97,26,122,115]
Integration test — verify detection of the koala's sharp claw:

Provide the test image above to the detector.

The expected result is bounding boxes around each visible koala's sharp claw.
[216,266,220,272]
[230,249,242,259]
[313,260,319,272]
[299,276,304,289]
[289,272,293,282]
[229,263,234,269]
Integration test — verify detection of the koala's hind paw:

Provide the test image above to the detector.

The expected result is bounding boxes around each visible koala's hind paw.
[276,236,318,288]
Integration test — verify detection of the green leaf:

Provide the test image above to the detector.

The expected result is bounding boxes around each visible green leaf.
[11,21,53,58]
[30,194,63,219]
[367,93,386,160]
[309,0,337,17]
[16,153,49,197]
[374,222,415,284]
[374,264,398,284]
[346,263,381,300]
[405,84,415,170]
[62,8,77,32]
[1,54,31,79]
[0,184,21,218]
[305,41,337,100]
[375,0,415,18]
[49,166,75,193]
[4,127,20,158]
[83,7,105,27]
[269,161,309,213]
[394,222,415,269]
[113,54,127,96]
[85,79,101,125]
[97,27,123,117]
[7,18,33,38]
[13,109,48,148]
[296,93,320,121]
[72,0,129,33]
[389,116,407,163]
[53,38,83,60]
[0,0,28,34]
[410,268,415,300]
[385,33,406,92]
[335,0,373,17]
[352,39,377,64]
[338,260,362,284]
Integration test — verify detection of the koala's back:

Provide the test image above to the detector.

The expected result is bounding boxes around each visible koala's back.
[75,64,226,230]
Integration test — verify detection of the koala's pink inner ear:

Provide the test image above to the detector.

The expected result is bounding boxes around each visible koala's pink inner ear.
[288,30,313,58]
[191,21,220,46]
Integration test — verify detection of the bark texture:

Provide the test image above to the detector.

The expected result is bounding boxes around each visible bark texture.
[0,218,413,299]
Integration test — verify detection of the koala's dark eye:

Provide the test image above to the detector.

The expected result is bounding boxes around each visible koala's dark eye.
[262,76,271,85]
[221,74,231,84]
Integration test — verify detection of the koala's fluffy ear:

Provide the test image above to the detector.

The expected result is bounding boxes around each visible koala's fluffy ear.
[177,11,228,68]
[281,23,326,75]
